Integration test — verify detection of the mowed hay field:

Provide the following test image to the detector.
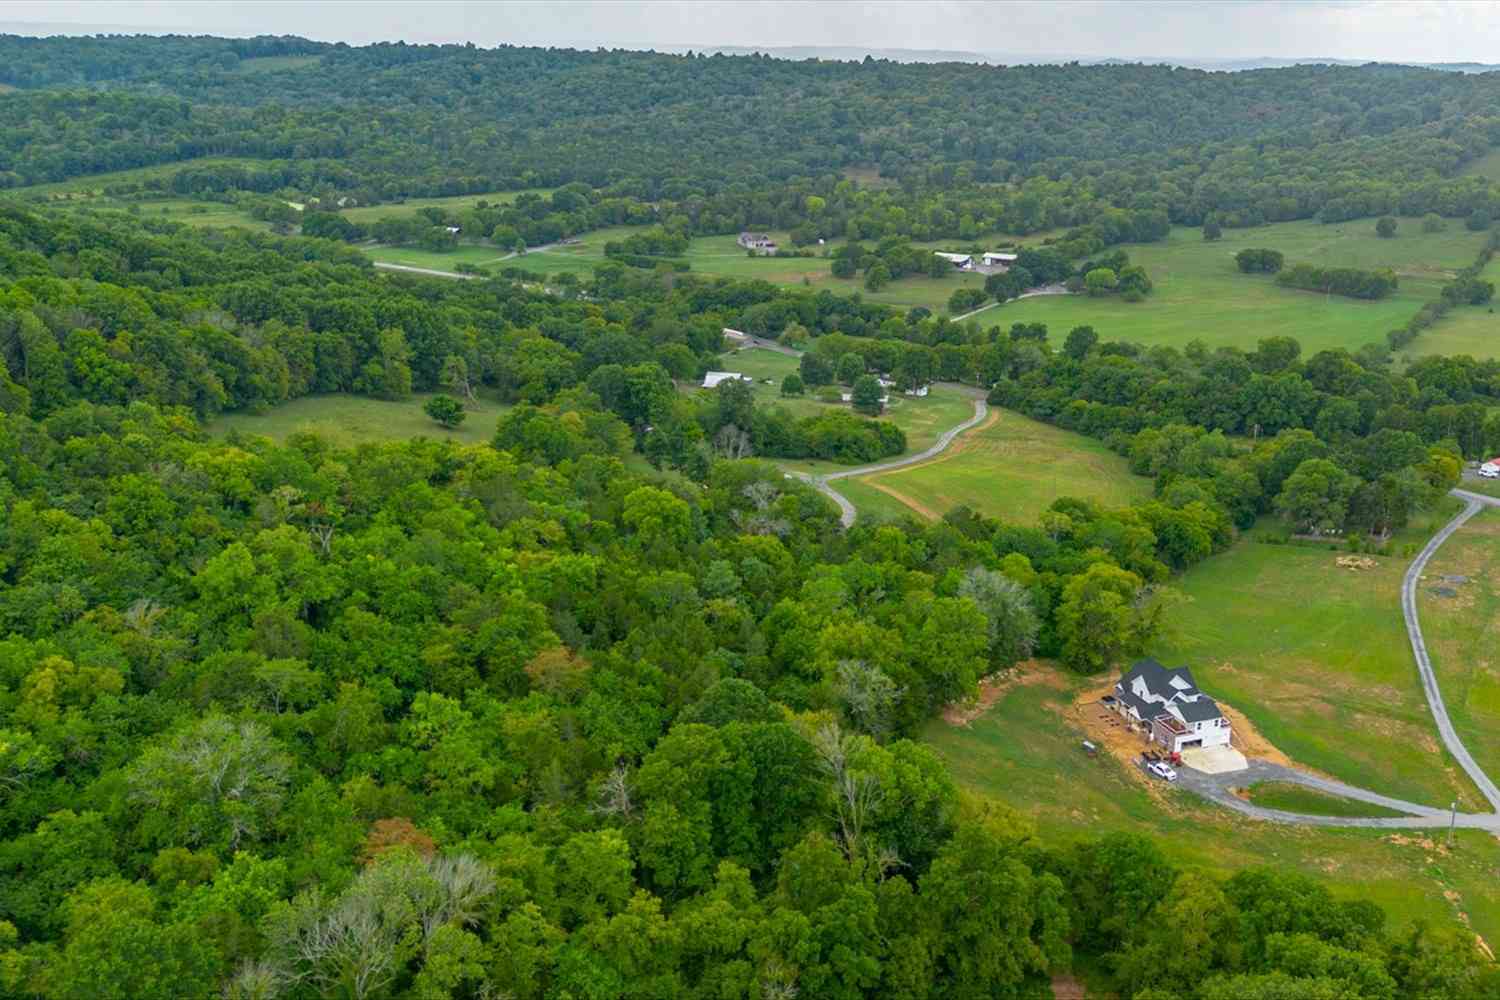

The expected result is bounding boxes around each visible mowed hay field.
[990,220,1487,354]
[211,392,507,448]
[922,669,1500,945]
[1416,509,1500,785]
[1152,504,1486,812]
[846,406,1150,523]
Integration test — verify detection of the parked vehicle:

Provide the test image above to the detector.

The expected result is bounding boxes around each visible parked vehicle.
[1148,761,1178,781]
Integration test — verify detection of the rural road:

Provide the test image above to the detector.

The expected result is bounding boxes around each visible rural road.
[726,330,996,529]
[1167,485,1500,828]
[371,242,564,279]
[1402,489,1500,812]
[951,283,1071,323]
[374,261,477,280]
[790,391,989,529]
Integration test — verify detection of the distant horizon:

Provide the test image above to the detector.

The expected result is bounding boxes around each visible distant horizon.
[2,0,1499,68]
[1,20,1497,73]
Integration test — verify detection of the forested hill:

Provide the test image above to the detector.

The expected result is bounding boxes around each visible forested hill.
[1,34,1498,222]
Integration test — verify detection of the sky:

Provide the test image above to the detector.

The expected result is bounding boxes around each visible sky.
[3,0,1500,64]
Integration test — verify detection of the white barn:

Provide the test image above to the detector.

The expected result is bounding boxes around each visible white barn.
[1110,658,1231,753]
[702,371,752,389]
[982,251,1018,272]
[933,251,973,270]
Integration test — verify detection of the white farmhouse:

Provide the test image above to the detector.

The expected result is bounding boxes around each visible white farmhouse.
[1110,658,1231,753]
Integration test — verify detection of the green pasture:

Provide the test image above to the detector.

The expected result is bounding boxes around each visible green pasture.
[340,188,554,225]
[1245,782,1407,819]
[364,244,517,272]
[1460,149,1500,181]
[922,673,1500,945]
[1,157,271,200]
[1405,255,1499,360]
[846,406,1150,524]
[209,392,507,448]
[1415,508,1500,784]
[985,220,1487,353]
[230,54,323,74]
[1151,503,1482,811]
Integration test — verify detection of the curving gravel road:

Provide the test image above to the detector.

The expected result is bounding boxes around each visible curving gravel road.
[1407,490,1500,811]
[1155,486,1500,828]
[791,395,989,529]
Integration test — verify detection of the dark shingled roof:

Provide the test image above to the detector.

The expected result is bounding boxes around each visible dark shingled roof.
[1176,695,1222,723]
[1116,658,1223,725]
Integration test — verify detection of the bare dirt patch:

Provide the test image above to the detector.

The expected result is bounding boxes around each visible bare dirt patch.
[941,662,1065,726]
[862,479,942,521]
[1050,973,1087,1000]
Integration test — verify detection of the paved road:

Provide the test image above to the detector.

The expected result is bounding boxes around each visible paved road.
[790,397,990,528]
[373,261,477,280]
[1159,485,1500,828]
[951,283,1071,323]
[1164,759,1492,829]
[1404,490,1500,812]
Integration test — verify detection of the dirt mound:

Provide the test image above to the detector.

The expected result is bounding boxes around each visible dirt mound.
[1336,555,1376,570]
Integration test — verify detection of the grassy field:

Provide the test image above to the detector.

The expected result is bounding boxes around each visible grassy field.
[1461,149,1500,181]
[698,346,977,457]
[843,406,1151,524]
[210,393,508,448]
[369,224,999,311]
[988,220,1486,354]
[1,157,273,201]
[340,188,554,226]
[363,244,519,272]
[922,672,1500,947]
[231,54,323,74]
[1151,504,1485,811]
[1246,781,1407,819]
[1406,255,1500,360]
[1415,508,1500,785]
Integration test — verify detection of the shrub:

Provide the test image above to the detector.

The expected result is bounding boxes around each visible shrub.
[1235,248,1284,273]
[1375,216,1398,238]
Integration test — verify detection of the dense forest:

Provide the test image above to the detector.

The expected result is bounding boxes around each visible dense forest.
[2,36,1499,247]
[2,32,1500,999]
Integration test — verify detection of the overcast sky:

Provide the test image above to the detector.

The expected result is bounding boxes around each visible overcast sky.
[4,0,1500,63]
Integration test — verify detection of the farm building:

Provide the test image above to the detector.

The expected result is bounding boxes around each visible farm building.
[702,371,752,389]
[933,251,973,270]
[737,232,778,254]
[904,385,929,397]
[982,251,1018,272]
[1107,658,1231,753]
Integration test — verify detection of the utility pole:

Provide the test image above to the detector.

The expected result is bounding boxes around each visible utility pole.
[1448,801,1457,849]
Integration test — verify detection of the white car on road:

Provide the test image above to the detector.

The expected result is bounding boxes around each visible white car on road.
[1147,761,1178,782]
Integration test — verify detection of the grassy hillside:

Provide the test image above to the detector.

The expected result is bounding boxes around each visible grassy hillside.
[923,670,1500,944]
[987,220,1485,354]
[1406,255,1500,360]
[1151,506,1481,811]
[1460,148,1500,181]
[844,406,1150,523]
[1416,508,1500,785]
[209,392,507,448]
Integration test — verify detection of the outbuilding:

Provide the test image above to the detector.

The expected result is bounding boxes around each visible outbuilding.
[933,251,973,270]
[702,371,752,389]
